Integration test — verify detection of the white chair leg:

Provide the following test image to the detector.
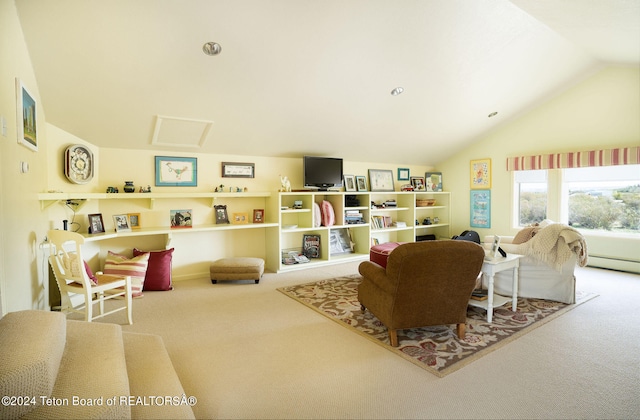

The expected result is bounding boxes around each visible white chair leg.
[85,291,93,322]
[98,291,105,316]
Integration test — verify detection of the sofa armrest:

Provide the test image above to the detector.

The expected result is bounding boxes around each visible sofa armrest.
[358,261,395,294]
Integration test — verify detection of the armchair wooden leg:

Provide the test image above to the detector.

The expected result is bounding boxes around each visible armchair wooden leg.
[389,329,399,347]
[456,323,466,339]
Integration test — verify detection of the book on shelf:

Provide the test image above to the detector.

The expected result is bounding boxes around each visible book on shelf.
[470,289,489,301]
[370,215,393,229]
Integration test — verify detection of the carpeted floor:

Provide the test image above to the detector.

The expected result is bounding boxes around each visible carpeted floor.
[278,274,597,377]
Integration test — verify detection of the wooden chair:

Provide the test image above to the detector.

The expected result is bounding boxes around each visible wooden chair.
[48,230,133,324]
[358,240,484,347]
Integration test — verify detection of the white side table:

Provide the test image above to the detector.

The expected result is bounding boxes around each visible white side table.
[468,254,522,323]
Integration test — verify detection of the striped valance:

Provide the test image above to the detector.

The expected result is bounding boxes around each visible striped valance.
[506,146,639,171]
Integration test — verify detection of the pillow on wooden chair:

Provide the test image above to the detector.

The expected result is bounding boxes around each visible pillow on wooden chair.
[104,251,150,297]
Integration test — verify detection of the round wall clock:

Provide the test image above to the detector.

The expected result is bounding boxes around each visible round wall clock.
[64,144,94,184]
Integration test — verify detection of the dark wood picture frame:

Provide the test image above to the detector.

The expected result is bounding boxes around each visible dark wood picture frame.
[88,213,105,234]
[214,205,230,224]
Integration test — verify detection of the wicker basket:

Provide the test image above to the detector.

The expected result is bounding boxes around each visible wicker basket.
[416,199,436,207]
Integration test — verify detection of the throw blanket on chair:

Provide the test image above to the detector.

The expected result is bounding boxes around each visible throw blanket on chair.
[518,223,588,270]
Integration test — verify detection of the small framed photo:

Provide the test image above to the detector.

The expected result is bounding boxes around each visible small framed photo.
[222,162,255,178]
[253,209,264,223]
[425,172,443,191]
[410,176,426,191]
[113,214,131,233]
[368,169,394,192]
[88,213,105,234]
[127,213,141,229]
[471,158,491,189]
[343,175,356,192]
[489,235,501,260]
[170,209,192,228]
[232,212,249,224]
[214,205,229,224]
[356,176,368,192]
[155,156,197,187]
[397,168,410,181]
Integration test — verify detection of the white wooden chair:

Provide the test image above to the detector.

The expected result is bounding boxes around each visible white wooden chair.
[48,230,133,324]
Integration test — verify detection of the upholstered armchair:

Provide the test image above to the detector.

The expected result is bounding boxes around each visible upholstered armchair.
[358,240,485,347]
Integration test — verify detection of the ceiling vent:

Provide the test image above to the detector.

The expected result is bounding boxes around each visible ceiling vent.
[151,115,215,149]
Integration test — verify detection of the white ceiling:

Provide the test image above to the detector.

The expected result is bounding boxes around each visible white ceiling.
[15,0,640,166]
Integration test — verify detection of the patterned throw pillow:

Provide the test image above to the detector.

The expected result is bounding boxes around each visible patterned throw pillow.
[103,251,150,297]
[61,253,98,286]
[133,248,174,291]
[313,202,322,227]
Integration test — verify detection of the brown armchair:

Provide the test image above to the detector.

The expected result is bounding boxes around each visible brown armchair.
[358,240,484,347]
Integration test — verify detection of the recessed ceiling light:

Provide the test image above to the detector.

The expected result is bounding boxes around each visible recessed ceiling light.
[488,111,498,118]
[202,42,222,56]
[391,87,404,96]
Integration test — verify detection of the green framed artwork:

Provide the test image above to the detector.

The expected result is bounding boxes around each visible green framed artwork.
[470,189,491,228]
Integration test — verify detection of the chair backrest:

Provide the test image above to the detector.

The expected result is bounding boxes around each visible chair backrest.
[384,240,485,326]
[48,230,93,292]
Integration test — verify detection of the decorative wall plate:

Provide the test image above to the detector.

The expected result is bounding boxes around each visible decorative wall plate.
[64,144,94,184]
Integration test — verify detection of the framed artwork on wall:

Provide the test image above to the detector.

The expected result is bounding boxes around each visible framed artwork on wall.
[470,189,491,228]
[155,156,197,187]
[397,168,410,181]
[16,78,37,152]
[470,158,491,189]
[368,169,394,192]
[222,162,255,178]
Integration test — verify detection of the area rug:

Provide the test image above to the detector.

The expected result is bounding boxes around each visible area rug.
[277,275,597,377]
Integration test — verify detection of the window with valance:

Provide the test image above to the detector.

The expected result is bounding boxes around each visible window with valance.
[506,146,639,171]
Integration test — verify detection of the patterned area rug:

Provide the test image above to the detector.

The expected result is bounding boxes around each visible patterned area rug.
[278,275,597,377]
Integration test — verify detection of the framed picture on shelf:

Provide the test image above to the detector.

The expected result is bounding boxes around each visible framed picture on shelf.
[214,205,229,224]
[113,214,131,233]
[170,209,192,228]
[155,156,197,187]
[368,169,394,192]
[356,176,368,191]
[302,234,320,258]
[127,213,141,229]
[425,172,443,191]
[232,212,249,224]
[470,189,491,228]
[410,176,426,190]
[253,209,264,223]
[222,162,255,178]
[397,168,410,181]
[470,158,491,189]
[343,175,356,192]
[16,78,37,152]
[88,213,105,234]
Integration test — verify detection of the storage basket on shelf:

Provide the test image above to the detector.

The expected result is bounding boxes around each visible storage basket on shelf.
[416,199,436,207]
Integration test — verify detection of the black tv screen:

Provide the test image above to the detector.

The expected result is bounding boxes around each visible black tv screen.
[303,156,343,190]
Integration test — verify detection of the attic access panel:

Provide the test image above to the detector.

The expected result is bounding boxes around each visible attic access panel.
[151,115,214,149]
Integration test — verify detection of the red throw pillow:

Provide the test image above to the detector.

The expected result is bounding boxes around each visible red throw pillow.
[133,248,174,291]
[320,200,335,227]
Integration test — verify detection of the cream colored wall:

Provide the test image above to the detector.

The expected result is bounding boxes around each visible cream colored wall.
[438,65,640,269]
[0,0,51,315]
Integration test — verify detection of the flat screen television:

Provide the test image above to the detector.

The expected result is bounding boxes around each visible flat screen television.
[303,156,343,190]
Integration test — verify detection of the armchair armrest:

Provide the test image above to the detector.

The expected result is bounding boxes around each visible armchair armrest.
[358,261,395,294]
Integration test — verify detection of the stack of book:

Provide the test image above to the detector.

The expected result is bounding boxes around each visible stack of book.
[470,289,489,301]
[345,210,365,224]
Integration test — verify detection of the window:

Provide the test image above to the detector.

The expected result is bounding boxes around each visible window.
[563,165,639,234]
[514,170,547,226]
[513,165,640,235]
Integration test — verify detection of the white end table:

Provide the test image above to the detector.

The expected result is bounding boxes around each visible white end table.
[468,254,522,323]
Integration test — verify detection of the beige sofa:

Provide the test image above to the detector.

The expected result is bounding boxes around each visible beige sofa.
[0,310,195,420]
[484,221,588,304]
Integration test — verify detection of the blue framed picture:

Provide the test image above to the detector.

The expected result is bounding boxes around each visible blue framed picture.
[155,156,197,186]
[397,168,410,181]
[470,189,491,228]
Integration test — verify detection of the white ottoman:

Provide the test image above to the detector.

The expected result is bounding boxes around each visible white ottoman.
[210,257,264,284]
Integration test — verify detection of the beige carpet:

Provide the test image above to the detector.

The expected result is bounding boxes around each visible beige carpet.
[278,274,598,377]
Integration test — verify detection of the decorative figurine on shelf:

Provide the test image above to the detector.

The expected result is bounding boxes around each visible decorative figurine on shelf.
[280,175,291,192]
[138,185,151,193]
[215,184,224,192]
[123,181,135,193]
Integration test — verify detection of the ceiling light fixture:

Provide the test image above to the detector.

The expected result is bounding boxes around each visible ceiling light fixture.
[202,42,222,56]
[391,87,404,96]
[488,111,498,118]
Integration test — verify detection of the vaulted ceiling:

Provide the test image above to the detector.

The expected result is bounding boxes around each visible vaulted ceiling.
[15,0,640,166]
